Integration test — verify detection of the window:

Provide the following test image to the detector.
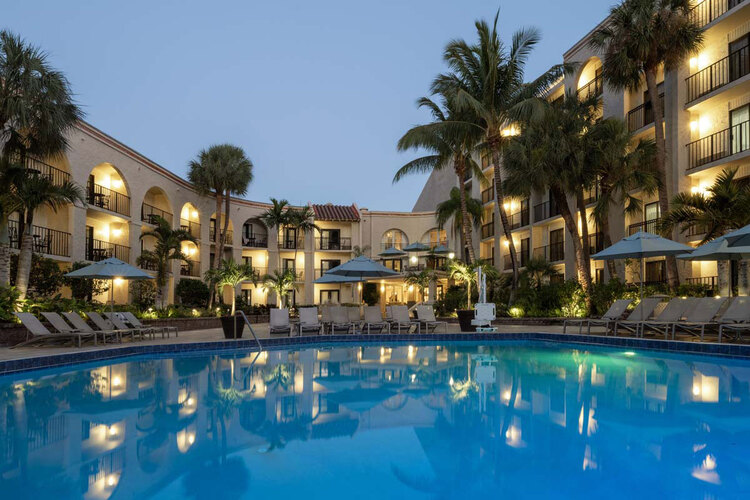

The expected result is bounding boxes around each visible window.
[645,202,660,222]
[242,256,252,267]
[320,229,341,250]
[645,260,665,284]
[731,104,750,156]
[320,259,341,273]
[521,238,530,266]
[595,268,604,284]
[382,230,408,250]
[241,289,251,304]
[382,259,402,272]
[550,229,564,262]
[283,227,298,248]
[729,33,749,82]
[320,290,339,304]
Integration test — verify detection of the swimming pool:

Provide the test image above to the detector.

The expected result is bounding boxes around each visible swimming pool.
[1,341,749,498]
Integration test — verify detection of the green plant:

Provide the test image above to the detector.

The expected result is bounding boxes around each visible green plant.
[176,278,210,307]
[9,253,64,298]
[204,259,255,315]
[447,260,475,310]
[362,283,380,306]
[259,198,290,267]
[261,269,296,309]
[435,187,483,238]
[286,206,320,262]
[65,261,109,301]
[404,269,434,302]
[434,284,466,316]
[0,285,20,321]
[130,280,158,309]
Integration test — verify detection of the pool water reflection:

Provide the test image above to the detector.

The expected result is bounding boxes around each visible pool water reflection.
[1,342,750,498]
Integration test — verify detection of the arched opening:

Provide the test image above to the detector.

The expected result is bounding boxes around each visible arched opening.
[87,163,130,217]
[241,218,268,248]
[421,228,447,249]
[209,213,234,247]
[180,240,200,278]
[576,57,603,100]
[381,229,408,252]
[141,187,173,226]
[84,164,131,274]
[180,203,201,240]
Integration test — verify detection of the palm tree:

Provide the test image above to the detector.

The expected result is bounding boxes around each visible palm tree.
[448,260,475,310]
[436,187,483,245]
[658,169,750,244]
[395,94,484,263]
[520,257,561,290]
[352,245,371,257]
[0,159,24,286]
[259,198,290,267]
[590,0,703,288]
[203,259,255,315]
[286,206,320,263]
[434,12,567,298]
[404,269,434,303]
[137,217,196,308]
[14,173,83,299]
[262,269,296,308]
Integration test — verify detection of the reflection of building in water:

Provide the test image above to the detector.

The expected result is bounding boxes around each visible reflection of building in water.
[1,346,749,497]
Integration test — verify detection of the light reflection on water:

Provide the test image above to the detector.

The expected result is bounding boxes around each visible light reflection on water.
[1,342,750,498]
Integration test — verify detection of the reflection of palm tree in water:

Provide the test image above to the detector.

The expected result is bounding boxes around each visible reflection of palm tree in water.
[258,362,310,452]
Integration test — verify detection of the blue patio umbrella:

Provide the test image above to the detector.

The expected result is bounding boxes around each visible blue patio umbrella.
[678,237,750,261]
[592,232,693,301]
[431,244,452,255]
[65,257,154,311]
[403,242,430,252]
[722,223,750,248]
[326,256,400,279]
[313,273,362,284]
[378,246,406,257]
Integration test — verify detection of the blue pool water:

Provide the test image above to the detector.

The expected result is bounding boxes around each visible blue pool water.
[1,341,750,499]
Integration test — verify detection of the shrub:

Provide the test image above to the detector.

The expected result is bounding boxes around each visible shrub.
[176,278,210,308]
[130,280,157,309]
[0,286,20,321]
[435,285,467,316]
[362,283,380,306]
[10,254,65,298]
[65,261,109,301]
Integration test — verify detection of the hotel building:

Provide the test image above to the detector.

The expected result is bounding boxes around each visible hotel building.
[415,0,750,295]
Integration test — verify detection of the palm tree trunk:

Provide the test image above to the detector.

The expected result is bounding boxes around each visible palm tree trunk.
[599,215,618,279]
[551,186,592,303]
[645,68,679,289]
[208,193,224,309]
[0,218,10,287]
[576,191,591,263]
[455,160,477,264]
[490,142,518,304]
[466,280,471,310]
[15,211,35,299]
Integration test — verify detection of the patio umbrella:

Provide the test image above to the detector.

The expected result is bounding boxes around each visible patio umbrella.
[326,256,400,278]
[591,232,693,301]
[431,244,451,255]
[65,257,154,311]
[721,223,750,248]
[678,237,750,261]
[378,246,406,257]
[314,272,362,302]
[403,242,430,252]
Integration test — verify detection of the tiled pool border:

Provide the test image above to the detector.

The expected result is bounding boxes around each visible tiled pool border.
[2,331,750,375]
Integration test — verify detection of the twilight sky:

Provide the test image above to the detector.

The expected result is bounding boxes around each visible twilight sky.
[4,0,612,211]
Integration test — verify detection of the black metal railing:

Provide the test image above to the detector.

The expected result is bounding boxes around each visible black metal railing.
[139,259,159,271]
[317,237,352,251]
[428,239,449,250]
[687,119,749,170]
[628,218,660,235]
[141,203,173,225]
[281,268,304,280]
[533,201,561,222]
[687,224,708,237]
[380,242,405,252]
[509,209,530,230]
[686,276,719,290]
[209,227,234,245]
[279,236,304,250]
[180,260,201,277]
[577,74,603,99]
[16,155,71,186]
[7,219,71,257]
[241,234,268,248]
[503,250,530,270]
[87,181,130,217]
[686,45,749,104]
[481,219,495,239]
[180,219,201,240]
[85,238,130,262]
[481,186,494,204]
[690,0,746,27]
[533,242,565,262]
[627,93,665,132]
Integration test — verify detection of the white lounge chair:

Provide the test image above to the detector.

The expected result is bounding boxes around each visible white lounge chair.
[41,312,99,345]
[122,311,177,338]
[612,298,665,337]
[416,305,447,333]
[13,312,94,348]
[105,312,151,341]
[297,307,323,336]
[347,306,363,331]
[670,297,729,341]
[321,306,333,334]
[87,312,134,342]
[390,305,420,334]
[63,312,123,344]
[563,299,632,335]
[718,297,750,342]
[363,306,389,334]
[330,306,355,334]
[270,308,292,336]
[638,298,697,339]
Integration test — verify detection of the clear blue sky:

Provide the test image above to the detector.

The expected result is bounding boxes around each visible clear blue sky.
[4,0,611,211]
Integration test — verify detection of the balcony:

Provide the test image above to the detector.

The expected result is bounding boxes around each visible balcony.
[686,45,749,104]
[533,201,560,222]
[16,155,71,187]
[282,269,304,281]
[87,181,131,217]
[577,74,603,100]
[628,219,660,236]
[241,235,268,248]
[180,260,201,277]
[85,238,130,262]
[533,242,565,263]
[687,119,749,170]
[508,209,530,230]
[209,227,234,246]
[141,203,173,225]
[481,186,495,204]
[317,237,352,251]
[7,220,71,257]
[503,250,530,270]
[481,219,495,239]
[139,259,159,272]
[250,267,268,280]
[180,219,201,240]
[690,0,747,27]
[627,94,664,133]
[280,237,304,250]
[685,276,718,291]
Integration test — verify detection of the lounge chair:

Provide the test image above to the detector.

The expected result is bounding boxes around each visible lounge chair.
[297,307,323,336]
[390,305,420,334]
[270,308,292,336]
[13,312,93,348]
[718,297,750,342]
[416,305,448,333]
[63,312,123,344]
[347,306,362,331]
[330,306,355,334]
[363,306,389,334]
[670,297,729,341]
[41,312,99,345]
[612,298,665,337]
[87,312,135,342]
[321,306,333,334]
[638,298,697,339]
[563,299,632,335]
[105,312,152,340]
[121,311,177,338]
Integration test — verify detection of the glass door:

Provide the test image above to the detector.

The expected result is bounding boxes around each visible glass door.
[731,104,749,156]
[729,34,749,82]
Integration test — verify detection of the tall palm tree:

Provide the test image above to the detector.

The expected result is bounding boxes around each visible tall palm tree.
[259,198,290,268]
[137,217,196,308]
[286,206,320,263]
[590,0,703,288]
[435,187,483,249]
[204,259,256,315]
[433,13,568,298]
[14,173,83,299]
[520,257,561,290]
[262,269,296,309]
[404,269,434,303]
[395,94,484,263]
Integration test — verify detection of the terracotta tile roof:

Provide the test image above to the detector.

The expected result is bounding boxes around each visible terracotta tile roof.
[312,203,360,222]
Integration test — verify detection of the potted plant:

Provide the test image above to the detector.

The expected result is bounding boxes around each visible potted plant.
[448,260,476,332]
[204,259,256,338]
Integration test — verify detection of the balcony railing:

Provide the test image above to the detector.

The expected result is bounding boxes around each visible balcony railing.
[241,234,268,248]
[209,227,234,245]
[15,155,71,187]
[627,93,664,132]
[139,259,159,271]
[141,203,173,225]
[180,260,201,277]
[180,219,201,240]
[380,242,405,252]
[628,218,660,236]
[533,242,565,263]
[481,186,495,204]
[317,237,352,251]
[685,276,719,291]
[686,45,749,104]
[279,236,304,250]
[686,224,708,237]
[690,0,746,27]
[503,250,530,270]
[85,238,130,262]
[87,181,130,217]
[282,269,304,281]
[509,209,530,230]
[687,119,749,170]
[577,74,603,100]
[481,219,495,239]
[533,201,561,222]
[7,220,71,257]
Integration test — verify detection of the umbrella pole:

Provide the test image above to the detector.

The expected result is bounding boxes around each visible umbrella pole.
[111,278,115,313]
[640,257,644,306]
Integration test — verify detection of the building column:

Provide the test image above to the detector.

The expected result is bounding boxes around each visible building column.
[718,261,731,297]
